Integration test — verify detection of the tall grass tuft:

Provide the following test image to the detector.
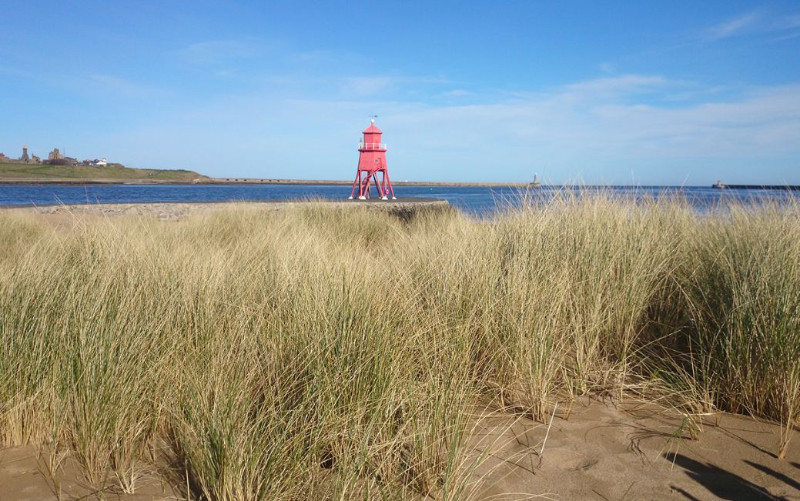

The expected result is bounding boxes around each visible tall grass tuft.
[1,193,799,499]
[662,201,800,458]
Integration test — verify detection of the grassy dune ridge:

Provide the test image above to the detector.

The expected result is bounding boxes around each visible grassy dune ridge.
[0,194,798,499]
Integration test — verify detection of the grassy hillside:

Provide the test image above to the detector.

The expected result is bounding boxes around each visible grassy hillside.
[0,162,209,183]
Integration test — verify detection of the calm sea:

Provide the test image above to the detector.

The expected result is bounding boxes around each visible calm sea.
[0,184,796,216]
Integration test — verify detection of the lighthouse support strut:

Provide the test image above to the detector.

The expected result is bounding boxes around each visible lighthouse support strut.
[378,168,395,199]
[349,171,386,200]
[349,171,361,199]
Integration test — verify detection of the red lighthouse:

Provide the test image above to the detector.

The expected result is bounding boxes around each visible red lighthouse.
[349,119,396,200]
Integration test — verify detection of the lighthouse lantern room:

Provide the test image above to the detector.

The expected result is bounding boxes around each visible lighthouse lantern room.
[349,119,396,200]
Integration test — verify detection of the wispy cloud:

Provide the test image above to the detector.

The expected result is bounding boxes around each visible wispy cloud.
[288,49,354,64]
[562,74,666,96]
[173,39,265,65]
[88,74,164,98]
[340,76,394,96]
[770,13,800,42]
[598,62,616,74]
[360,78,800,184]
[0,64,34,79]
[702,9,800,42]
[337,74,449,97]
[771,31,800,43]
[134,72,800,184]
[705,11,762,40]
[779,13,800,30]
[440,89,474,98]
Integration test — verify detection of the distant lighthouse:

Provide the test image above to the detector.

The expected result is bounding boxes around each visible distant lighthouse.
[349,118,396,200]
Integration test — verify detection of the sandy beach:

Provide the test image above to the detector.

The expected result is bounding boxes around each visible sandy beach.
[2,198,451,222]
[471,398,800,500]
[1,397,798,500]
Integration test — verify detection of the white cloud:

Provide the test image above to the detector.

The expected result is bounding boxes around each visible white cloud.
[598,62,616,74]
[337,74,449,97]
[702,9,800,42]
[449,81,798,158]
[88,74,164,98]
[440,89,474,98]
[561,74,667,98]
[780,13,800,29]
[705,12,762,40]
[771,31,800,42]
[173,39,265,65]
[98,73,800,184]
[0,64,34,79]
[340,76,394,96]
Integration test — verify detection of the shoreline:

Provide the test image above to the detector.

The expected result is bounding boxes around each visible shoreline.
[6,178,799,189]
[2,198,452,220]
[0,177,532,187]
[210,178,533,187]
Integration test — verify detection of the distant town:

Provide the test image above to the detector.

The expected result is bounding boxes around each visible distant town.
[0,144,114,167]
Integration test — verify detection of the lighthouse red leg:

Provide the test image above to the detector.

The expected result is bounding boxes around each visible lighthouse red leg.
[383,170,396,199]
[361,172,368,198]
[349,171,361,199]
[374,161,386,200]
[376,171,387,200]
[374,172,386,199]
[370,173,380,199]
[361,172,372,199]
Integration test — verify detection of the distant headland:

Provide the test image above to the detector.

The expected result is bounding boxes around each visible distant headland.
[1,144,542,187]
[0,143,208,184]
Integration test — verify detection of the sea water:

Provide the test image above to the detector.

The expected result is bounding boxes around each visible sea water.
[0,184,795,217]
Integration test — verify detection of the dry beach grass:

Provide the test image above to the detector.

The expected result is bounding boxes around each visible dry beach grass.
[0,194,798,499]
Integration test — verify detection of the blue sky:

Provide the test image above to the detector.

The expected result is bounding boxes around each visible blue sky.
[2,1,799,184]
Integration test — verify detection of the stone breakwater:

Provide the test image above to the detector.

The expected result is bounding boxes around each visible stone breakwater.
[8,199,452,221]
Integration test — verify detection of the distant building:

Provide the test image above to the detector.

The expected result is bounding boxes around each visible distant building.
[6,145,103,166]
[46,148,74,165]
[48,148,64,161]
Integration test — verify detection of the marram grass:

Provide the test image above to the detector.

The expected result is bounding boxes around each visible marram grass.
[0,194,798,498]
